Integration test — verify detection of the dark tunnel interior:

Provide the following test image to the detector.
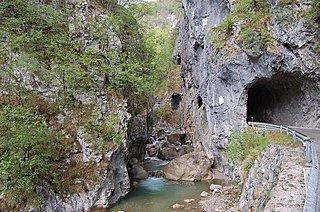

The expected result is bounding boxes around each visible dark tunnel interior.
[247,83,275,122]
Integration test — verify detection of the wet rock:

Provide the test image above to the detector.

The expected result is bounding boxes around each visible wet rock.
[164,152,213,181]
[127,112,152,162]
[39,147,130,211]
[158,144,180,160]
[201,191,209,197]
[128,158,149,180]
[158,142,193,160]
[132,181,139,188]
[184,199,195,203]
[185,140,192,145]
[157,129,166,140]
[149,170,164,178]
[172,203,185,210]
[146,137,154,144]
[210,184,222,193]
[146,144,160,157]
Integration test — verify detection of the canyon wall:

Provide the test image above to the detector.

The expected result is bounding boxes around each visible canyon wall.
[176,0,320,168]
[0,0,151,210]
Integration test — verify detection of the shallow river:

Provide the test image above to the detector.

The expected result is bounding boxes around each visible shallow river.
[107,177,211,212]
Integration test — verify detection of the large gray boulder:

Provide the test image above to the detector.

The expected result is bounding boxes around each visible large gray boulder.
[158,142,193,160]
[163,151,213,181]
[128,158,149,180]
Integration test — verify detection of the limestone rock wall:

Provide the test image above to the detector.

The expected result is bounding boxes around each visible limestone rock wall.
[39,148,130,211]
[0,0,150,210]
[176,0,320,168]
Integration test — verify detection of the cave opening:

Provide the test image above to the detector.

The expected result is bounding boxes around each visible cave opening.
[246,73,306,125]
[171,93,182,110]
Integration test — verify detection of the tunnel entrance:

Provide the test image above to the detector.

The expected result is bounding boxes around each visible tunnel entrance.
[246,73,307,125]
[247,83,275,122]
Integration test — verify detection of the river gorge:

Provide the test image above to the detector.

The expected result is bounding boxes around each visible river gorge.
[0,0,319,211]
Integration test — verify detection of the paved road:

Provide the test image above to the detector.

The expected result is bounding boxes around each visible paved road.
[290,127,320,156]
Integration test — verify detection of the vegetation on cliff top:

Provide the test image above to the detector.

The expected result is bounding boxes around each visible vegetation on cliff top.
[210,0,319,51]
[210,0,272,50]
[226,127,299,172]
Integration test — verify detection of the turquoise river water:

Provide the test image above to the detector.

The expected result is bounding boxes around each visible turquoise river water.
[107,177,211,212]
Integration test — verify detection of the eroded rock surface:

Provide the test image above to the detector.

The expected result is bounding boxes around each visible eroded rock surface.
[164,152,213,181]
[176,0,320,171]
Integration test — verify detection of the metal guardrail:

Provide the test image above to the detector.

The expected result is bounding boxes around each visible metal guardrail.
[248,122,319,212]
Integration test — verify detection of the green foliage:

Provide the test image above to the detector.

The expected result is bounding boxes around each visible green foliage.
[0,0,104,102]
[210,15,234,48]
[145,27,178,92]
[136,0,181,30]
[210,0,272,50]
[308,0,320,50]
[309,0,320,21]
[226,128,295,167]
[277,0,298,7]
[128,1,158,21]
[115,0,180,96]
[86,114,124,151]
[153,104,182,125]
[0,0,157,102]
[0,104,56,206]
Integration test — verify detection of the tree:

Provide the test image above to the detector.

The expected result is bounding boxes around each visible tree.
[0,104,56,206]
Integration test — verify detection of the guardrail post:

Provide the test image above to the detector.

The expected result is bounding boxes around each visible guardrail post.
[304,137,312,163]
[264,124,266,131]
[293,131,297,143]
[286,127,289,136]
[280,125,283,133]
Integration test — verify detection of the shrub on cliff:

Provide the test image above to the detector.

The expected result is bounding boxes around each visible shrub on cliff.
[226,127,297,170]
[0,104,56,207]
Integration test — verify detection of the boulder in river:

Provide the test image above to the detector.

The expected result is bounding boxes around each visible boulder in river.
[158,143,180,160]
[167,133,186,145]
[146,143,160,157]
[184,199,195,203]
[128,158,149,180]
[172,203,185,209]
[158,141,194,160]
[200,191,209,197]
[163,151,213,181]
[210,184,222,193]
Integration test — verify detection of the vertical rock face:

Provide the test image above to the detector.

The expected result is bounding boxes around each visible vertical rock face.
[0,0,150,210]
[39,148,130,211]
[127,111,153,162]
[176,0,320,167]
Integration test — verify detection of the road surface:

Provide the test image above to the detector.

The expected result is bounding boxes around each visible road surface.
[291,127,320,158]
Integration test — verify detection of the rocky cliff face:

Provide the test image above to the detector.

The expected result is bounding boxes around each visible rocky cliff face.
[0,0,151,210]
[176,0,320,169]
